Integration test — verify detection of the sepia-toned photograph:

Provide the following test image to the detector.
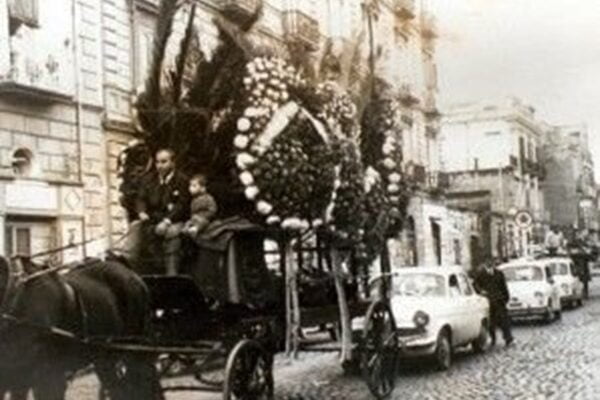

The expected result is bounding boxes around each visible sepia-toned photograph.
[0,0,599,399]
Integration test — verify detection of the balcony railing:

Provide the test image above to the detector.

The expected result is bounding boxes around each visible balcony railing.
[421,12,437,40]
[282,9,320,50]
[426,171,449,194]
[0,47,73,102]
[217,0,262,25]
[399,83,420,106]
[423,95,440,119]
[394,0,416,20]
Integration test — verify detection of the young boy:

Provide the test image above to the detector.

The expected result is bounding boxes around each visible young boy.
[183,174,217,237]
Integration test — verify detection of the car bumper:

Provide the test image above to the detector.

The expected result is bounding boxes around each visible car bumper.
[560,295,579,306]
[507,306,548,318]
[397,332,437,357]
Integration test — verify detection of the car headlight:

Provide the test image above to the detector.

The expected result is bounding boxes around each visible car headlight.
[534,291,545,306]
[413,311,430,328]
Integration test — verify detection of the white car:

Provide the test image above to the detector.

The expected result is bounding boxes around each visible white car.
[545,257,584,308]
[498,260,562,322]
[372,266,490,370]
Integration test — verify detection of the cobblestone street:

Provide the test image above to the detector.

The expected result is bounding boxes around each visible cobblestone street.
[63,280,600,400]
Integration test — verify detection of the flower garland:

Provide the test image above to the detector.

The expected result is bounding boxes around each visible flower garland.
[324,139,366,246]
[233,56,336,231]
[317,81,359,139]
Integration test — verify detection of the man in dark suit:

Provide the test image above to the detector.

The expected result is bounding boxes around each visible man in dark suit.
[136,148,190,275]
[473,259,514,347]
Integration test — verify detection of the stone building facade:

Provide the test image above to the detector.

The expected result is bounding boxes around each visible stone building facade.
[439,98,547,259]
[0,0,107,261]
[0,0,448,263]
[543,124,598,239]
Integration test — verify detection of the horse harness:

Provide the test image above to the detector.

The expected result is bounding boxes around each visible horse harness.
[0,257,90,341]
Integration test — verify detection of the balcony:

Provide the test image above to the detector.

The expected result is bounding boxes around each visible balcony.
[425,124,438,137]
[282,9,320,50]
[398,83,419,106]
[216,0,262,25]
[423,95,441,119]
[421,12,437,40]
[425,171,449,195]
[0,49,74,103]
[394,0,416,20]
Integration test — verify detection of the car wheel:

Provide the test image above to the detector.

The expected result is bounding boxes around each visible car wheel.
[434,330,452,371]
[577,298,584,307]
[472,320,490,354]
[555,307,562,320]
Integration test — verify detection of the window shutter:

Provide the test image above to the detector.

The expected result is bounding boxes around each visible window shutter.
[8,0,39,29]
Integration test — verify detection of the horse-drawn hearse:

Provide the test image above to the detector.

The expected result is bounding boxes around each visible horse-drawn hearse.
[0,0,417,397]
[0,220,398,400]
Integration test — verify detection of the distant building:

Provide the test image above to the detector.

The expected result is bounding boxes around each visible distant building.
[542,124,598,240]
[439,98,547,259]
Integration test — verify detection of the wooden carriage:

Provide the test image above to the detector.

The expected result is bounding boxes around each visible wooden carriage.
[123,222,399,400]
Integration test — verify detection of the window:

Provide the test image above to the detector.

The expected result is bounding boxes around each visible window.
[449,274,461,297]
[457,273,474,296]
[8,0,39,32]
[11,147,34,177]
[134,8,157,88]
[5,225,31,257]
[518,137,525,172]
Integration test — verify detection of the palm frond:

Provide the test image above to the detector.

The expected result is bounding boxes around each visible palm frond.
[171,3,197,105]
[185,3,263,108]
[142,0,178,108]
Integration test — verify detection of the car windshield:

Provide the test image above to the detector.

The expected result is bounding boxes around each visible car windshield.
[549,262,569,275]
[392,273,446,297]
[502,265,544,282]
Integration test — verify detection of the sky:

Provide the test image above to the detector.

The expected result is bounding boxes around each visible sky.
[429,0,600,175]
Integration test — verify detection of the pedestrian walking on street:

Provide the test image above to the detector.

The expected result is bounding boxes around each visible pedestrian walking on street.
[473,259,514,347]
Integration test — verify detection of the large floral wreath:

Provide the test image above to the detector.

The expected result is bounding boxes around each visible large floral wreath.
[233,56,337,231]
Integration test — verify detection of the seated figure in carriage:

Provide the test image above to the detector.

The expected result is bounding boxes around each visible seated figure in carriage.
[135,148,190,275]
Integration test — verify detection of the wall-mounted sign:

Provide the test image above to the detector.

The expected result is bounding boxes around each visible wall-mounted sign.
[514,210,533,229]
[6,180,58,212]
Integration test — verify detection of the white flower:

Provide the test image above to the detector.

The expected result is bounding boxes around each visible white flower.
[389,196,400,203]
[244,185,259,200]
[383,158,396,170]
[387,183,400,194]
[266,215,281,225]
[237,117,252,132]
[281,217,303,230]
[243,77,253,87]
[300,220,310,230]
[256,200,273,215]
[234,134,250,149]
[313,218,324,227]
[382,143,394,155]
[236,153,256,169]
[239,171,254,186]
[389,172,401,183]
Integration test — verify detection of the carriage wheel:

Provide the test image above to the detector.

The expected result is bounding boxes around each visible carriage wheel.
[223,339,274,400]
[361,300,398,399]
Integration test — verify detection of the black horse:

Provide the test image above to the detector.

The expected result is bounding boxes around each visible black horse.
[0,255,164,400]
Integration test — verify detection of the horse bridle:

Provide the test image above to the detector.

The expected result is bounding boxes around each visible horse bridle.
[0,257,85,337]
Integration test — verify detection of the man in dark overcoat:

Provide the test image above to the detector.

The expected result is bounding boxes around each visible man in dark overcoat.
[473,259,514,347]
[136,148,190,275]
